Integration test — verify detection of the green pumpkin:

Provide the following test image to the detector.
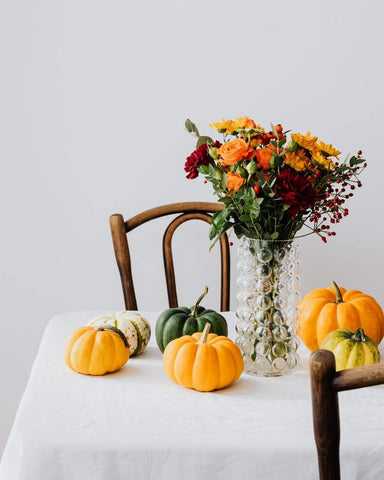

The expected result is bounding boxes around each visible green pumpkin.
[320,328,380,371]
[155,287,228,353]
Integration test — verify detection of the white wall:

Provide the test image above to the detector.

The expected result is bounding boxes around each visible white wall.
[1,0,384,458]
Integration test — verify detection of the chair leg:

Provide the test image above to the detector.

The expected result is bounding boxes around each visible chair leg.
[310,349,341,480]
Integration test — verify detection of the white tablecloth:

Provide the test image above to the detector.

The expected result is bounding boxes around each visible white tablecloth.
[1,311,384,480]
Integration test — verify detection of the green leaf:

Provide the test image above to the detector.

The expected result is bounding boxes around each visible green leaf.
[198,165,210,175]
[250,202,260,218]
[209,221,233,251]
[196,136,213,148]
[239,213,251,222]
[236,166,248,178]
[271,232,279,240]
[255,171,266,182]
[208,224,217,240]
[185,119,199,137]
[270,156,283,168]
[350,156,365,166]
[218,196,232,205]
[208,163,218,178]
[221,173,227,189]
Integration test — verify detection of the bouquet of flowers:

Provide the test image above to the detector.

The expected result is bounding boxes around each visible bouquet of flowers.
[184,117,366,246]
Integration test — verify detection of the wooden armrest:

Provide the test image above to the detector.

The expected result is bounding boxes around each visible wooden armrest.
[333,362,384,392]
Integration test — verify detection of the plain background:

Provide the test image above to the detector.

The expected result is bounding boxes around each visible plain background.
[1,0,384,459]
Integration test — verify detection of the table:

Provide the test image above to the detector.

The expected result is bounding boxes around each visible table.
[1,311,384,480]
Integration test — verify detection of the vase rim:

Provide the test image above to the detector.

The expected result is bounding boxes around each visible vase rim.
[240,236,298,243]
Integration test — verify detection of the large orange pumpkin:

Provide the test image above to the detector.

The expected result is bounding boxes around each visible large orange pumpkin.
[297,281,384,351]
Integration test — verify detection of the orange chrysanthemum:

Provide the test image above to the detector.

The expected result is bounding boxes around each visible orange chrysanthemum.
[284,149,310,172]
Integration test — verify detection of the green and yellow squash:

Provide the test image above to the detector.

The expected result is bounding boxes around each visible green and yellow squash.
[320,328,380,371]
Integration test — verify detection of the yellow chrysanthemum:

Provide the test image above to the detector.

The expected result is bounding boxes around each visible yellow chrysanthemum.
[231,116,260,131]
[284,149,310,172]
[316,141,341,157]
[209,119,234,133]
[231,116,251,130]
[312,151,335,170]
[291,132,318,151]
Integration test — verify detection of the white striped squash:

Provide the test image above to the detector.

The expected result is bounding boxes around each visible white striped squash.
[89,311,151,356]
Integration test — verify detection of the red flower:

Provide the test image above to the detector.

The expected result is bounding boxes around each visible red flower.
[184,142,221,179]
[275,169,315,216]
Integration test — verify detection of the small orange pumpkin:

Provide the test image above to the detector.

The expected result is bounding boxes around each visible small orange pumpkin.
[298,281,384,351]
[163,323,243,392]
[64,325,130,375]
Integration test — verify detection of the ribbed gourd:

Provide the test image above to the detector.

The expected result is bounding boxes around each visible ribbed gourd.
[298,281,384,351]
[64,325,130,375]
[163,323,243,392]
[155,287,228,353]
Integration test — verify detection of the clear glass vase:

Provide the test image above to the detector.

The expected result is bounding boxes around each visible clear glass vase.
[235,237,302,377]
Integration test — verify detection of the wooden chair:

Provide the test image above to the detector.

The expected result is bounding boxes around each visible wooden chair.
[309,349,384,480]
[109,201,230,311]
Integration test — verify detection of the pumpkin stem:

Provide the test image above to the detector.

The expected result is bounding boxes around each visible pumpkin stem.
[198,322,211,345]
[191,286,209,318]
[351,328,367,342]
[332,281,344,304]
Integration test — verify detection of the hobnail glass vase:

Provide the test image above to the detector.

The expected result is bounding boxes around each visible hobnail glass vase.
[235,237,302,377]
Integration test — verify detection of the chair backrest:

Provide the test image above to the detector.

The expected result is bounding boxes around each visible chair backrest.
[109,201,230,311]
[309,349,384,480]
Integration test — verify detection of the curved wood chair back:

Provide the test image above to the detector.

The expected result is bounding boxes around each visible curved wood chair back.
[109,202,230,311]
[309,349,384,480]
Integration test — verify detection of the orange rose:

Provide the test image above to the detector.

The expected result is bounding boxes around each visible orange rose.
[226,172,246,192]
[255,147,272,170]
[217,138,252,166]
[253,184,261,196]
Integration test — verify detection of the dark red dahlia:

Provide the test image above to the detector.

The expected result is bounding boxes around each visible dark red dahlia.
[184,141,221,179]
[275,169,315,216]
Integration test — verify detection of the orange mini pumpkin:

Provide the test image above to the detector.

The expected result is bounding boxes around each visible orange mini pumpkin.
[163,323,243,392]
[298,281,384,351]
[64,325,130,375]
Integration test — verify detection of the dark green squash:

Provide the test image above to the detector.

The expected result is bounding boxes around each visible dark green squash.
[155,287,228,353]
